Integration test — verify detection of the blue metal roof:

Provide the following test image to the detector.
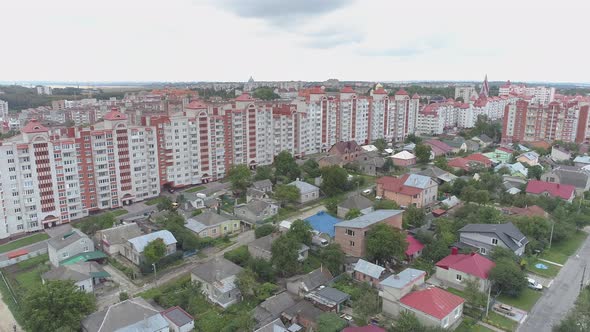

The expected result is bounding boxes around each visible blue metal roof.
[403,174,431,189]
[304,211,341,237]
[128,230,177,253]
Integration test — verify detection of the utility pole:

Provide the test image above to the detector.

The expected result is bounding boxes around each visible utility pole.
[152,263,157,286]
[485,281,493,317]
[549,221,555,249]
[581,265,587,292]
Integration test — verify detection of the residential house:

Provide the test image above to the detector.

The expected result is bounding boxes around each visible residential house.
[376,174,438,208]
[361,144,379,153]
[441,137,465,154]
[183,192,218,211]
[304,286,350,312]
[94,223,143,256]
[234,199,278,224]
[464,140,481,152]
[483,147,513,164]
[334,209,403,257]
[405,235,424,262]
[472,134,493,147]
[252,179,273,193]
[458,222,529,256]
[255,318,288,332]
[286,267,333,297]
[435,250,495,292]
[304,211,342,238]
[161,307,194,332]
[337,195,374,219]
[248,233,309,262]
[448,157,486,172]
[541,166,590,196]
[441,195,460,210]
[81,298,170,332]
[574,155,590,168]
[551,145,572,162]
[417,166,458,184]
[48,229,94,267]
[318,154,345,168]
[465,153,493,167]
[288,180,320,203]
[328,140,362,163]
[424,139,454,158]
[247,187,270,203]
[495,162,528,177]
[398,287,464,329]
[526,180,576,202]
[502,175,527,195]
[281,300,323,331]
[185,211,242,238]
[353,259,386,286]
[254,292,297,328]
[191,258,243,308]
[42,261,109,293]
[391,151,416,167]
[379,268,426,312]
[352,151,386,176]
[517,151,540,166]
[122,230,177,265]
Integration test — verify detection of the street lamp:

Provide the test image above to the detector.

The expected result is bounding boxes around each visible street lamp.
[152,263,157,286]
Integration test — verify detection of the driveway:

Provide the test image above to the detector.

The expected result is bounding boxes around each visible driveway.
[518,229,590,332]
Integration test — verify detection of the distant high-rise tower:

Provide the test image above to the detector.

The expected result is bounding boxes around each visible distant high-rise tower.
[480,74,490,97]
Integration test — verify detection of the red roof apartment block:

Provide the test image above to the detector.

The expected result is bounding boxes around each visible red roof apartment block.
[436,252,495,279]
[400,287,464,320]
[526,180,575,201]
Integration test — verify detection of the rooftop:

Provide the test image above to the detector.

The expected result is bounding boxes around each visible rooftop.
[128,230,177,253]
[161,306,194,328]
[82,298,165,332]
[288,180,319,194]
[400,287,464,320]
[380,268,426,289]
[354,259,385,279]
[525,180,576,200]
[459,222,529,252]
[338,195,373,211]
[191,257,243,284]
[436,252,495,279]
[335,209,403,229]
[405,235,425,256]
[304,211,341,238]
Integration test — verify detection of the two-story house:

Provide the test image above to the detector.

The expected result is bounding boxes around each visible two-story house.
[82,298,170,332]
[328,141,362,163]
[185,212,242,238]
[191,258,243,308]
[334,209,403,257]
[541,166,590,196]
[458,222,529,256]
[234,199,279,224]
[435,249,495,292]
[376,174,438,208]
[48,229,94,267]
[122,230,177,265]
[353,259,387,287]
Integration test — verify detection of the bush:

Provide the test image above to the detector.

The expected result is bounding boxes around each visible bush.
[255,224,276,239]
[119,292,129,301]
[108,257,135,279]
[224,246,251,267]
[139,251,183,275]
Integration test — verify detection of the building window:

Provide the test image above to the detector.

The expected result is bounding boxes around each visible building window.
[345,229,355,236]
[491,238,498,245]
[62,252,69,258]
[349,241,355,247]
[456,274,462,281]
[454,307,461,318]
[442,317,449,328]
[480,247,487,255]
[84,246,89,252]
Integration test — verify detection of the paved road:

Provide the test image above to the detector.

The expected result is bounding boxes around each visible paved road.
[518,229,590,332]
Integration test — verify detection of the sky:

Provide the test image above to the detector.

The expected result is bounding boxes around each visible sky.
[2,0,589,83]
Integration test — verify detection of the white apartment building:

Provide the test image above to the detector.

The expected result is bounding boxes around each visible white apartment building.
[0,100,8,120]
[454,86,477,102]
[499,81,555,105]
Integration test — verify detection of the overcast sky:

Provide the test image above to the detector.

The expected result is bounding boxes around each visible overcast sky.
[2,0,589,83]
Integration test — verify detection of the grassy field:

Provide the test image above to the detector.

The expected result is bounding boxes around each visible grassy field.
[456,318,495,332]
[185,186,205,193]
[0,233,49,254]
[526,257,561,278]
[111,209,128,217]
[497,288,543,311]
[145,197,165,206]
[541,231,588,264]
[483,312,518,331]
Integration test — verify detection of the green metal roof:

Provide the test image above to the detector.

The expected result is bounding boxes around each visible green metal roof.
[90,271,111,278]
[60,251,107,265]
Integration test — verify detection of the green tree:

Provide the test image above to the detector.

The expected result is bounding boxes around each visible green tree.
[255,224,276,239]
[274,151,300,182]
[415,143,432,163]
[474,190,490,205]
[22,280,96,332]
[464,278,487,309]
[554,286,590,332]
[144,238,167,264]
[353,285,381,324]
[461,185,477,203]
[252,87,280,100]
[224,245,251,266]
[434,156,451,171]
[287,219,313,245]
[325,197,339,214]
[157,197,173,211]
[227,164,252,194]
[404,206,426,227]
[382,157,394,173]
[373,138,387,152]
[274,184,301,207]
[374,199,400,210]
[302,159,321,178]
[393,311,423,332]
[527,165,544,180]
[489,258,527,297]
[317,313,347,332]
[320,165,349,196]
[254,165,274,181]
[248,257,276,282]
[345,208,362,220]
[366,223,408,265]
[119,291,129,301]
[236,268,258,298]
[405,133,422,144]
[255,282,278,301]
[319,243,345,275]
[271,235,300,276]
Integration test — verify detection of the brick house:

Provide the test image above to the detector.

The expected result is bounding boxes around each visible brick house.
[328,141,362,162]
[334,209,403,257]
[376,174,438,208]
[353,259,386,287]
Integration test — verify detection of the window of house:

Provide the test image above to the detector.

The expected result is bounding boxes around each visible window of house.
[480,247,487,254]
[84,246,89,252]
[62,252,69,258]
[442,317,449,328]
[454,307,461,318]
[456,274,462,281]
[349,241,355,247]
[346,229,355,236]
[491,238,498,245]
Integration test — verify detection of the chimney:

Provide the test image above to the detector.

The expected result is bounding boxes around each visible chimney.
[451,247,459,255]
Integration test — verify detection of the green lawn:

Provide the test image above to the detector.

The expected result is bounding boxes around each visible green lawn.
[145,197,163,205]
[483,312,518,331]
[185,186,205,193]
[497,288,543,311]
[541,231,588,264]
[445,287,466,298]
[456,318,495,332]
[111,209,128,217]
[0,233,49,253]
[526,257,561,278]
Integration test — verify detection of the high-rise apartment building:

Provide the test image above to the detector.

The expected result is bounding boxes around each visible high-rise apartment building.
[499,81,555,105]
[0,100,8,120]
[454,86,477,102]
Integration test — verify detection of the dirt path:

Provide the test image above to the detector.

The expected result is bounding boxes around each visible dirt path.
[0,290,18,332]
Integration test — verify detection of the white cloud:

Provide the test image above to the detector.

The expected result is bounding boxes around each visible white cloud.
[1,0,589,82]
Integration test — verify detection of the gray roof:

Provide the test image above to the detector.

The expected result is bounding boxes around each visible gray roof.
[478,134,493,143]
[288,180,319,194]
[248,187,268,199]
[403,174,432,189]
[574,156,590,164]
[313,286,350,303]
[287,268,333,292]
[417,166,458,183]
[459,222,529,251]
[282,300,323,322]
[338,195,373,210]
[48,229,88,251]
[127,230,177,253]
[191,257,243,283]
[250,234,308,254]
[380,268,426,289]
[255,318,288,332]
[354,259,385,279]
[161,306,194,327]
[43,265,90,282]
[253,179,273,190]
[82,298,165,332]
[254,292,297,325]
[549,167,589,189]
[191,211,231,226]
[238,199,274,215]
[335,209,403,229]
[98,223,143,246]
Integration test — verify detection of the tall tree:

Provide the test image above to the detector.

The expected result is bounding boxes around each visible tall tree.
[404,206,426,227]
[319,243,345,275]
[489,258,527,297]
[434,156,451,171]
[393,311,423,332]
[227,164,252,194]
[382,157,394,173]
[317,313,347,332]
[366,223,408,265]
[287,219,313,245]
[254,165,274,181]
[236,268,258,299]
[22,280,96,332]
[274,184,300,207]
[464,278,487,309]
[353,285,381,324]
[373,138,387,152]
[144,238,167,264]
[527,165,544,180]
[255,224,276,239]
[252,87,280,100]
[373,199,400,210]
[274,151,300,182]
[302,159,321,178]
[271,235,300,276]
[320,165,349,196]
[415,143,432,163]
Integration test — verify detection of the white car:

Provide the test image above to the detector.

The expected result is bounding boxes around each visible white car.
[527,277,543,291]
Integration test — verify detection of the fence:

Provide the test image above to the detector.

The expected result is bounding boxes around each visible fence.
[0,248,47,268]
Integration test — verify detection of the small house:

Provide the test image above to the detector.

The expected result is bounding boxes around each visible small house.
[161,306,195,332]
[123,230,177,265]
[353,259,386,286]
[288,180,320,204]
[191,258,243,308]
[48,229,94,267]
[391,151,416,167]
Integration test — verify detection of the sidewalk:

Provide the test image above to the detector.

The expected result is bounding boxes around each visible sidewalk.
[0,290,19,332]
[478,321,504,332]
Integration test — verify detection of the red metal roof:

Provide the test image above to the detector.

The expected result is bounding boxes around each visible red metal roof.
[395,88,409,96]
[412,93,420,99]
[343,326,386,332]
[376,174,422,196]
[373,88,387,95]
[103,109,127,121]
[436,252,495,279]
[465,153,492,166]
[405,235,425,256]
[341,86,355,93]
[526,180,575,200]
[7,249,28,259]
[21,119,48,134]
[425,139,453,153]
[235,93,254,101]
[400,287,464,319]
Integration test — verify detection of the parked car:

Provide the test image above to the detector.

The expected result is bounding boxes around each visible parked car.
[494,304,515,316]
[362,189,372,195]
[527,277,543,291]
